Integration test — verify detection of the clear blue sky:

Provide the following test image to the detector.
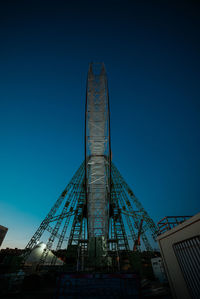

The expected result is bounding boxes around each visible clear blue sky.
[0,0,199,248]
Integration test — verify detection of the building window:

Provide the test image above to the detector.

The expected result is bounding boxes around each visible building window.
[173,235,200,299]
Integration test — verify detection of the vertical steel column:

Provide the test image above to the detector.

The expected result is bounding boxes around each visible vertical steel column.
[85,63,111,239]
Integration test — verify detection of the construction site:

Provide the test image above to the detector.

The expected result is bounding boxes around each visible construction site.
[0,63,199,298]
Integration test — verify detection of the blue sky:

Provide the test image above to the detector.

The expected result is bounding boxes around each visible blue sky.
[0,0,199,248]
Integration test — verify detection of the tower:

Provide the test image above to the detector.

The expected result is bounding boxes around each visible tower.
[85,63,111,267]
[24,63,158,271]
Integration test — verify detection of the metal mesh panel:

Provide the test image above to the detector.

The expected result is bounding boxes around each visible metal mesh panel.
[85,63,110,238]
[173,236,200,299]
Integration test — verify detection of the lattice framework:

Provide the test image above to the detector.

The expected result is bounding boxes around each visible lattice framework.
[24,63,158,269]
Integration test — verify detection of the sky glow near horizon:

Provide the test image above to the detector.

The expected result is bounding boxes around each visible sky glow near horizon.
[0,0,200,249]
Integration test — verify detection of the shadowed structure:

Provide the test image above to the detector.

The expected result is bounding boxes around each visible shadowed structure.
[23,63,158,271]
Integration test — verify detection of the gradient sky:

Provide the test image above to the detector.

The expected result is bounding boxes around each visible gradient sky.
[0,0,200,248]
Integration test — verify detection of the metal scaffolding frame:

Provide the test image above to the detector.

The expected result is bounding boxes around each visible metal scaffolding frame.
[24,63,158,269]
[85,63,111,239]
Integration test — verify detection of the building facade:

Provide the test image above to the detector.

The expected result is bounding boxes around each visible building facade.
[157,213,200,299]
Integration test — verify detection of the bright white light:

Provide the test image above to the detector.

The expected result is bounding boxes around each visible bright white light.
[41,242,46,249]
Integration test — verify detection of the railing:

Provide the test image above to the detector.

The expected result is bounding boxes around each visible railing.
[157,216,192,235]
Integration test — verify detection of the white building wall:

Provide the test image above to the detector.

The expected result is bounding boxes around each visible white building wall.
[151,257,167,283]
[157,213,200,299]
